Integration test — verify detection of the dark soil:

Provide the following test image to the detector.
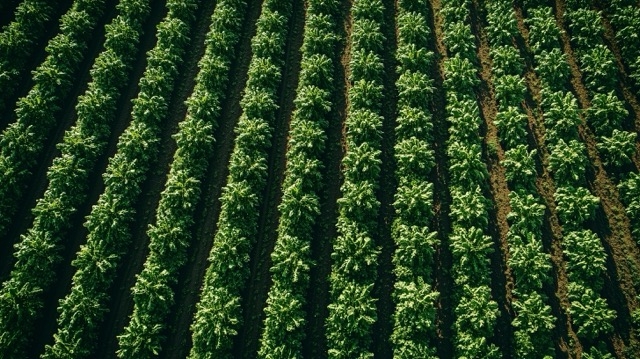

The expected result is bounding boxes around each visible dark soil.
[371,0,399,357]
[426,0,456,357]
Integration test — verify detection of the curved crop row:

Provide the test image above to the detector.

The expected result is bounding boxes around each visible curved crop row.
[187,0,294,357]
[256,0,340,357]
[113,1,248,358]
[440,0,500,357]
[484,2,555,357]
[0,0,58,116]
[0,0,107,239]
[524,4,616,355]
[389,0,438,357]
[324,0,386,357]
[563,0,639,245]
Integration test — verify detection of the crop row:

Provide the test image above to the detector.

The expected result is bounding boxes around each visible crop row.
[440,0,500,357]
[187,0,293,357]
[0,0,57,116]
[524,3,616,355]
[601,0,640,244]
[601,0,640,92]
[484,2,556,357]
[45,0,197,357]
[390,0,439,356]
[389,0,438,357]
[113,0,250,358]
[256,0,339,357]
[0,0,148,357]
[0,0,106,239]
[563,0,640,246]
[323,0,386,357]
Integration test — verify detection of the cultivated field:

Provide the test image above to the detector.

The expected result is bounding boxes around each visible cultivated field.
[0,0,639,357]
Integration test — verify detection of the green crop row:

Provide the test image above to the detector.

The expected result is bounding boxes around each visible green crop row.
[324,0,386,357]
[0,0,58,115]
[0,0,106,239]
[485,2,556,357]
[187,0,293,357]
[525,4,616,355]
[441,0,500,357]
[257,0,339,357]
[115,0,247,357]
[389,0,438,358]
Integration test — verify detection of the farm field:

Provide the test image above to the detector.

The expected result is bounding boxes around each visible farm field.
[0,0,639,357]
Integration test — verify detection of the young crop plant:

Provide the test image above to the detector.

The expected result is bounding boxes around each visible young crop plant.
[188,0,293,357]
[390,0,439,357]
[0,0,106,241]
[257,0,339,357]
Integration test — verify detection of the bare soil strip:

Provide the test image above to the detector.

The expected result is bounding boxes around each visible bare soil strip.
[91,0,217,355]
[469,0,515,355]
[427,0,456,356]
[301,1,350,357]
[554,0,640,354]
[157,0,263,358]
[512,3,578,356]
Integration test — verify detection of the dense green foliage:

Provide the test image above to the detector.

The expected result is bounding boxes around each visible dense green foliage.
[188,0,293,357]
[325,0,386,357]
[485,2,556,357]
[0,0,57,116]
[0,1,108,356]
[256,0,339,357]
[441,0,500,356]
[0,0,106,240]
[389,0,438,357]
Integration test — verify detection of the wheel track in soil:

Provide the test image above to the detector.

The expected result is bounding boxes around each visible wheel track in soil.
[0,0,115,280]
[426,0,456,356]
[513,3,581,356]
[158,0,263,357]
[301,0,349,357]
[468,0,516,356]
[231,0,305,357]
[553,0,640,354]
[92,0,216,355]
